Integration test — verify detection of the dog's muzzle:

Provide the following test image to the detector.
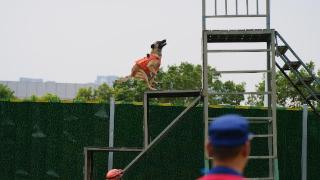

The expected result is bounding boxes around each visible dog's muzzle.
[159,39,167,48]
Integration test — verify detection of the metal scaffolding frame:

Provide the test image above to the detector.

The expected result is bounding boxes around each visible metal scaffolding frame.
[83,90,202,180]
[123,91,202,173]
[202,0,278,179]
[84,1,319,179]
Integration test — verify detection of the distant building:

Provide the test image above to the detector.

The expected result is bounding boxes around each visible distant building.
[95,75,118,86]
[0,80,97,100]
[0,75,119,99]
[19,77,43,83]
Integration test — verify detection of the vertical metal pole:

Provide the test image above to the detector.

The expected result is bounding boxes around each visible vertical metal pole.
[143,93,149,149]
[202,0,206,30]
[266,0,270,29]
[266,39,273,178]
[108,97,115,170]
[84,148,93,180]
[215,0,217,16]
[202,0,209,169]
[236,0,238,15]
[225,0,228,15]
[271,31,278,179]
[302,104,308,180]
[246,0,249,15]
[256,0,259,15]
[84,148,88,180]
[202,30,209,169]
[264,73,268,107]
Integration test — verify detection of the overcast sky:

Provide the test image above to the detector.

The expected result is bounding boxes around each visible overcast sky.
[0,0,319,90]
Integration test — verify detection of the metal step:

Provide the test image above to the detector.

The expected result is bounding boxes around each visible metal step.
[209,155,275,160]
[145,90,201,98]
[251,134,273,138]
[216,70,270,74]
[208,91,271,95]
[84,147,143,152]
[249,155,275,159]
[307,93,320,101]
[276,45,288,56]
[294,76,315,86]
[282,61,301,70]
[207,49,270,53]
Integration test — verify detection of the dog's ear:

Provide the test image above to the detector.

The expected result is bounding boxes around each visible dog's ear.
[151,44,155,49]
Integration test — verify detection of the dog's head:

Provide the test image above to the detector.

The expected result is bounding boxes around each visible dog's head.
[151,39,166,54]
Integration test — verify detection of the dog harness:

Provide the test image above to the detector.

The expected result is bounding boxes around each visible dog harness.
[135,54,161,75]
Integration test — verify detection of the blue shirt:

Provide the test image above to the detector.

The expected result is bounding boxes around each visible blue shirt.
[198,166,243,180]
[208,166,242,176]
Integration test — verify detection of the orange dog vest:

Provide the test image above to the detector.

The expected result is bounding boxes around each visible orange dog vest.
[135,54,161,75]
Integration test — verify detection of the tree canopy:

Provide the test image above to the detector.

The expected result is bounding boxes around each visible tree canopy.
[0,84,15,100]
[72,62,246,105]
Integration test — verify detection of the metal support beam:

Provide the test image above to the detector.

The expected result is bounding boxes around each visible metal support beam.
[205,15,267,18]
[145,90,201,98]
[302,104,308,180]
[108,97,115,170]
[84,148,92,180]
[266,0,270,29]
[123,96,201,173]
[216,70,270,74]
[202,30,209,169]
[144,93,149,149]
[271,31,278,179]
[209,91,271,95]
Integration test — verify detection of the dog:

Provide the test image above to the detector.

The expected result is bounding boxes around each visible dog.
[119,39,166,90]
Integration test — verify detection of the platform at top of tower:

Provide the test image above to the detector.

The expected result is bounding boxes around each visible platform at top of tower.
[205,29,275,43]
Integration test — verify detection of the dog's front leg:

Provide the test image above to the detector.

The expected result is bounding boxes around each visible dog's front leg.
[136,70,157,90]
[149,73,159,85]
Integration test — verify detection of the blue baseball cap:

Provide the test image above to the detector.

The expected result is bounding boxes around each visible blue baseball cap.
[209,114,252,147]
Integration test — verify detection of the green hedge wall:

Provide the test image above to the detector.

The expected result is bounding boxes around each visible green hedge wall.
[0,102,319,180]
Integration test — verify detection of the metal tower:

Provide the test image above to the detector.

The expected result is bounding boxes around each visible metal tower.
[202,0,278,179]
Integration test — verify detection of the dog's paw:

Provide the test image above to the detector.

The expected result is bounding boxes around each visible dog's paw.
[149,86,157,91]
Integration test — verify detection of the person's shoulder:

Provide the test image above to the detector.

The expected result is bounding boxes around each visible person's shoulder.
[197,174,244,180]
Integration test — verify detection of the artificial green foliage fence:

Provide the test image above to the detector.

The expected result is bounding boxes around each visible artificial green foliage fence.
[0,102,319,180]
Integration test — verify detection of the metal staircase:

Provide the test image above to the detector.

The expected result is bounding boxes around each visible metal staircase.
[202,0,278,179]
[275,32,320,117]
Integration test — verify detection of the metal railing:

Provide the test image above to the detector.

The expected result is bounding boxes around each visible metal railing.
[202,0,271,29]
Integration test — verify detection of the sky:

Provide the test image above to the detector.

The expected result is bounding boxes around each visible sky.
[0,0,319,91]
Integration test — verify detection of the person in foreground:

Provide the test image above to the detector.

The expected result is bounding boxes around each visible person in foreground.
[198,114,253,180]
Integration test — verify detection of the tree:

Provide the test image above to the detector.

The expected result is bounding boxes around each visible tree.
[113,62,246,105]
[41,93,60,102]
[0,84,15,100]
[210,80,246,105]
[75,87,95,102]
[74,84,114,102]
[155,62,220,90]
[94,83,113,102]
[23,94,39,102]
[246,80,265,106]
[113,79,148,102]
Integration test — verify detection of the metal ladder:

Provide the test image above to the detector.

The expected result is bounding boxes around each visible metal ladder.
[275,32,320,117]
[202,0,278,179]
